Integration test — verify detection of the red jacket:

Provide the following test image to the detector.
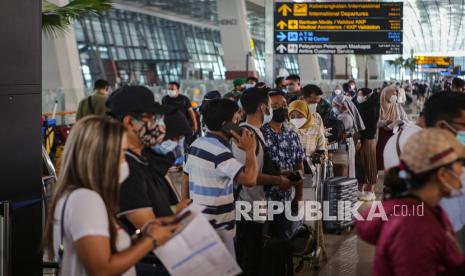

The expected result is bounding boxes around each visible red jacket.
[355,197,464,276]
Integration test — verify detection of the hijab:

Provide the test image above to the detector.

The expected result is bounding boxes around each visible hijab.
[333,95,366,133]
[380,85,400,122]
[288,100,313,129]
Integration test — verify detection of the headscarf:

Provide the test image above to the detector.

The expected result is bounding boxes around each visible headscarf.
[331,84,343,102]
[288,100,313,129]
[333,95,366,133]
[379,85,400,122]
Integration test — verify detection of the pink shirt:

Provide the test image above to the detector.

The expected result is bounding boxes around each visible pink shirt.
[356,197,464,276]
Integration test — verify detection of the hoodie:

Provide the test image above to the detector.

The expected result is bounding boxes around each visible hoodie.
[355,197,464,276]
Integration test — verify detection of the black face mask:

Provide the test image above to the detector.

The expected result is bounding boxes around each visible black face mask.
[272,107,288,123]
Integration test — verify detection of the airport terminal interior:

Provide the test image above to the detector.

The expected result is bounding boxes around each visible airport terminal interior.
[3,0,465,275]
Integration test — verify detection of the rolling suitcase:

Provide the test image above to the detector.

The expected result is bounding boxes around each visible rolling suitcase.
[322,177,358,234]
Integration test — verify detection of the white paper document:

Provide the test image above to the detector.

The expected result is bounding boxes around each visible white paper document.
[154,205,242,276]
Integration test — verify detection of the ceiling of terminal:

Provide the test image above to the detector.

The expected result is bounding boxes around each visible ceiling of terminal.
[124,0,465,56]
[401,0,465,56]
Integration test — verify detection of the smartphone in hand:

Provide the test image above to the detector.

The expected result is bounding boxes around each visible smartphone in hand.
[221,122,243,137]
[287,170,304,182]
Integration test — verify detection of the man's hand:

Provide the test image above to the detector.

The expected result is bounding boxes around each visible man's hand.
[192,124,198,133]
[278,175,292,191]
[231,128,256,152]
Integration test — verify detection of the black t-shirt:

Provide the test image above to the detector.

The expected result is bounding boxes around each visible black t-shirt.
[118,149,177,234]
[162,94,192,124]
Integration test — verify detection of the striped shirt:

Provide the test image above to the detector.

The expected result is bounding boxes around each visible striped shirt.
[184,133,244,252]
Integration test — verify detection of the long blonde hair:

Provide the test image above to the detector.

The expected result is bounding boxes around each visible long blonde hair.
[43,116,125,259]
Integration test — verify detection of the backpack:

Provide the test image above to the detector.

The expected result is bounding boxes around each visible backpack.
[323,116,345,143]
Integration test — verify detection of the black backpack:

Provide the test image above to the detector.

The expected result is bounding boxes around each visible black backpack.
[323,116,345,143]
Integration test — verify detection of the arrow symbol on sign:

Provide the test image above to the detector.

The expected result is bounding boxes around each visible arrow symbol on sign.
[276,32,287,42]
[278,4,292,16]
[276,20,287,30]
[276,44,287,54]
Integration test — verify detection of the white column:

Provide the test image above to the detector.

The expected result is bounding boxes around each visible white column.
[216,0,256,79]
[298,55,321,82]
[42,0,84,123]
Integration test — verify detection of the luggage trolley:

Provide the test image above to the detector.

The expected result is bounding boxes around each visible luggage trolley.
[294,152,329,272]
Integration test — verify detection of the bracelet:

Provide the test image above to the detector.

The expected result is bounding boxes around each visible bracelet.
[144,232,159,249]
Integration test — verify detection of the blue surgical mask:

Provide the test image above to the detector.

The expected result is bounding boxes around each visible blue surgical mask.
[152,139,178,155]
[457,131,465,146]
[443,122,465,146]
[444,168,465,198]
[264,107,273,124]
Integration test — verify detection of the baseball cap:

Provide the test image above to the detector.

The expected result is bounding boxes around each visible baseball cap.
[233,78,246,87]
[400,128,465,174]
[107,85,173,117]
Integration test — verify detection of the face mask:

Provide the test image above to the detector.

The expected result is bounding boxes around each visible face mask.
[282,88,288,94]
[245,83,254,89]
[334,89,342,95]
[290,118,306,129]
[357,95,367,103]
[153,139,178,155]
[457,132,465,146]
[443,168,465,198]
[332,107,340,115]
[263,106,273,124]
[287,85,296,93]
[132,116,166,147]
[167,90,178,98]
[119,161,130,184]
[350,85,356,90]
[390,95,398,104]
[308,103,318,113]
[272,107,288,123]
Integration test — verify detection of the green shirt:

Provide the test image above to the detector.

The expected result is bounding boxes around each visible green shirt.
[76,92,109,120]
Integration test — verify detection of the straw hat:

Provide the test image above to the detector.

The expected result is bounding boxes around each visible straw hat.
[400,128,465,174]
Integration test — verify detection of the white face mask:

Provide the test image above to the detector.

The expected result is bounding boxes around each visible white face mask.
[119,161,130,184]
[389,95,398,104]
[308,103,318,113]
[443,168,465,198]
[245,83,254,89]
[334,89,342,95]
[357,95,367,103]
[167,89,178,98]
[290,118,306,129]
[263,106,273,124]
[350,85,356,90]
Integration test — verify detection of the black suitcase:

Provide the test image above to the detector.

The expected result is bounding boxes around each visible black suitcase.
[322,177,358,234]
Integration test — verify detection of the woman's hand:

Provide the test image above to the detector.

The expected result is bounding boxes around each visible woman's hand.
[145,223,179,247]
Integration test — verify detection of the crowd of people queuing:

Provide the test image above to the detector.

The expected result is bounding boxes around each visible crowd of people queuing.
[45,73,465,276]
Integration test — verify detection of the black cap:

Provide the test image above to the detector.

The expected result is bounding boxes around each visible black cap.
[107,85,173,117]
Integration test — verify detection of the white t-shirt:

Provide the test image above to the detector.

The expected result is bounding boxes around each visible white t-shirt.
[53,188,136,276]
[383,124,422,170]
[232,123,267,223]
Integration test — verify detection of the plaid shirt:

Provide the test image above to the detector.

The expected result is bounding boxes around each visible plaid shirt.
[261,123,305,201]
[286,112,327,156]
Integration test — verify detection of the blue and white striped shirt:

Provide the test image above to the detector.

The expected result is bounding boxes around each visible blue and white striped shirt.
[184,133,244,234]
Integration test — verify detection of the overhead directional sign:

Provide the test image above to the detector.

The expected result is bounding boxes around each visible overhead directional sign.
[274,2,403,55]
